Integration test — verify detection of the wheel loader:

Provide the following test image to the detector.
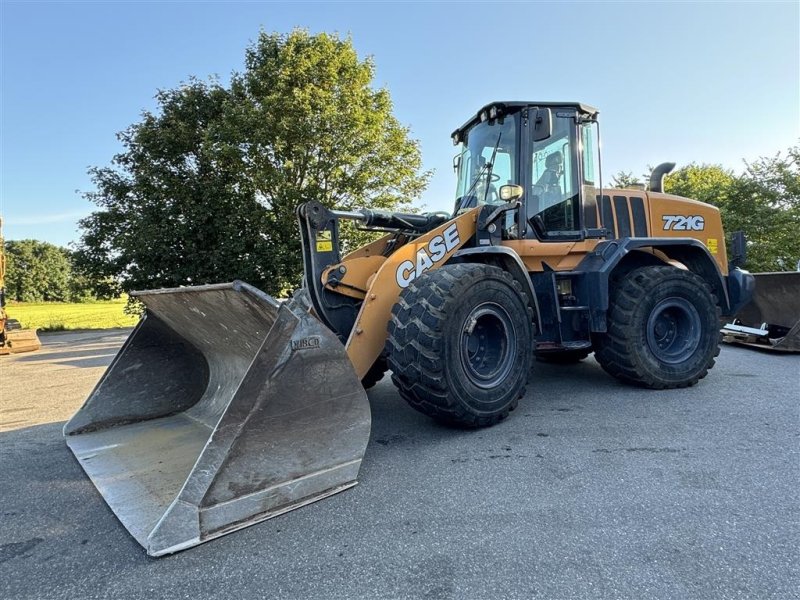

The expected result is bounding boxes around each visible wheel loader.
[65,101,756,556]
[0,218,42,355]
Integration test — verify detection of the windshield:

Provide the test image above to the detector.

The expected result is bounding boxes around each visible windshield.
[454,114,518,212]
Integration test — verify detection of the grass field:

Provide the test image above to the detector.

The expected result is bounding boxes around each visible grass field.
[5,299,139,331]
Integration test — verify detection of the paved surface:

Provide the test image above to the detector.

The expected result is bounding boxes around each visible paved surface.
[0,329,132,432]
[0,332,798,599]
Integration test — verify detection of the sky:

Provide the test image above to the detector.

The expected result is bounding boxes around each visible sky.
[2,0,798,247]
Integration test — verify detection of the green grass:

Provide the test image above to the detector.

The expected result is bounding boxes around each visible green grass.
[6,298,139,331]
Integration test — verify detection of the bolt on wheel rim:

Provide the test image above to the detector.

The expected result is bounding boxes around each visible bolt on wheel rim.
[459,303,516,388]
[645,297,702,364]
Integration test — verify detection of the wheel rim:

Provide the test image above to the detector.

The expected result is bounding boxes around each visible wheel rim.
[459,302,516,389]
[645,297,702,364]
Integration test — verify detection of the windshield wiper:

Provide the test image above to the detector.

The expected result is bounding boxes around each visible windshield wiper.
[482,134,501,205]
[461,133,502,208]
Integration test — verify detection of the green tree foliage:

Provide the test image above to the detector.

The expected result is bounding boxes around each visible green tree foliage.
[4,240,73,302]
[732,149,800,271]
[609,171,643,189]
[75,30,430,297]
[665,146,800,271]
[663,164,737,207]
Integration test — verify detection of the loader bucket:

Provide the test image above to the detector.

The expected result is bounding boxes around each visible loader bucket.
[0,328,41,354]
[725,272,800,352]
[63,281,370,556]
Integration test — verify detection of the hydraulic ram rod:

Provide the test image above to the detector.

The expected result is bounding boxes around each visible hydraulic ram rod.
[330,208,447,232]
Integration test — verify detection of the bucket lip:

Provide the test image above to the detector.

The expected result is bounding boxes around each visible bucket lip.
[132,281,280,308]
[132,282,237,297]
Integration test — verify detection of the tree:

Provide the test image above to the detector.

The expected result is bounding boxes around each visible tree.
[609,171,643,189]
[664,147,800,271]
[663,164,737,207]
[727,147,800,271]
[4,240,72,302]
[75,30,430,298]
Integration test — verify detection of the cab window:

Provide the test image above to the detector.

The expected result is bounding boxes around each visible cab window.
[581,123,598,185]
[529,111,580,236]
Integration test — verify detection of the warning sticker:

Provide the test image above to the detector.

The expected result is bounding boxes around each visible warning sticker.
[707,238,718,254]
[316,230,333,252]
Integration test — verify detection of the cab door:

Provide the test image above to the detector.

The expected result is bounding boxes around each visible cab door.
[523,108,583,240]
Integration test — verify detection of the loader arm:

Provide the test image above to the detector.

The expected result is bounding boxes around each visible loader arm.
[344,209,479,378]
[297,200,480,378]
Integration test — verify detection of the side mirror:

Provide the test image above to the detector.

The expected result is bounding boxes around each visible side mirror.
[532,108,552,142]
[729,230,747,268]
[499,184,524,201]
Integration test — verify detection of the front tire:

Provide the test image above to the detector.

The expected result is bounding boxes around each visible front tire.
[386,263,533,427]
[593,265,720,389]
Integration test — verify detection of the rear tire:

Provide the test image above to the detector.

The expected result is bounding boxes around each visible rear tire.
[361,357,388,390]
[386,263,533,427]
[593,265,720,389]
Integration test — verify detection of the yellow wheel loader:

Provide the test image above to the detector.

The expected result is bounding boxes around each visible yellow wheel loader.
[64,102,755,556]
[0,218,42,355]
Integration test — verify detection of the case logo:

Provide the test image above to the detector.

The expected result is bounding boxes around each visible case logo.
[662,215,705,231]
[395,223,460,288]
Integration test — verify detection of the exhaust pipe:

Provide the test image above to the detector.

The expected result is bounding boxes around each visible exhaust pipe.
[648,162,676,193]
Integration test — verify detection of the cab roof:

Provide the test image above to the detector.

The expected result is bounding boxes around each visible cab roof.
[451,101,599,139]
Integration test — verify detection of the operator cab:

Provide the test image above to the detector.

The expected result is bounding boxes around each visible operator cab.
[452,101,601,241]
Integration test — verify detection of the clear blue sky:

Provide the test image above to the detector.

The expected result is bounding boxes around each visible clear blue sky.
[2,1,798,246]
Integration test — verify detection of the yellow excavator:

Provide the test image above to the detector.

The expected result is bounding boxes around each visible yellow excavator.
[65,101,758,556]
[0,218,41,355]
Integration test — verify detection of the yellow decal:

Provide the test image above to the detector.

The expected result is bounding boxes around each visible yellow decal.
[316,230,333,252]
[707,238,718,254]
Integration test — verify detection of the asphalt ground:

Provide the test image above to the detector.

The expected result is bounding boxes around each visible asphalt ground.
[0,330,131,433]
[0,332,798,599]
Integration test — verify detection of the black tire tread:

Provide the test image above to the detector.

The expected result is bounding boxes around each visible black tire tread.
[593,265,721,389]
[386,263,532,427]
[361,357,388,390]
